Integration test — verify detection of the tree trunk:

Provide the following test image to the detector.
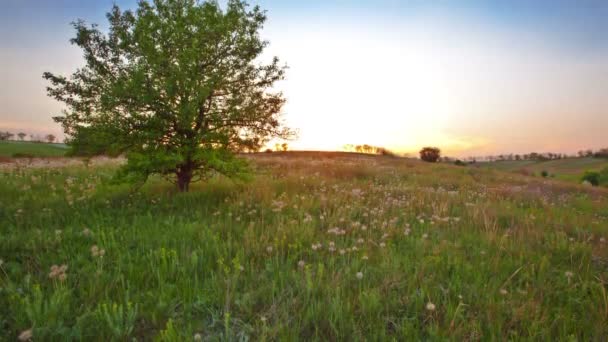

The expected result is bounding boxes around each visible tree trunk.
[176,166,193,192]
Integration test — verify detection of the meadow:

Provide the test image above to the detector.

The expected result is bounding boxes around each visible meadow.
[482,157,608,183]
[0,141,68,158]
[1,152,608,340]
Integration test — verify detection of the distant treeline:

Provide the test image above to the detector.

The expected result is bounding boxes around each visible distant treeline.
[456,148,608,163]
[0,131,57,143]
[343,144,396,156]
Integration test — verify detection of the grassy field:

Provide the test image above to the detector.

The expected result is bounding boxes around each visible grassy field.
[0,141,68,158]
[1,153,608,340]
[481,157,608,183]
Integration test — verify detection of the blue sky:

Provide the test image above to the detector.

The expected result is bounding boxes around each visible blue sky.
[1,0,607,155]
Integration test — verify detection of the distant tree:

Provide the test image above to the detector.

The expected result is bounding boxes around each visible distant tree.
[281,143,288,152]
[593,148,608,159]
[17,132,27,141]
[46,134,56,143]
[585,149,594,157]
[44,0,292,192]
[0,132,14,141]
[419,147,441,163]
[515,154,521,161]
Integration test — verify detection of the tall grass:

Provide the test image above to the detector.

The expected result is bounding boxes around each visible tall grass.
[1,154,607,340]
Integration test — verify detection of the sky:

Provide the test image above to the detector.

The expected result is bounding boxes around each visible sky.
[1,0,607,157]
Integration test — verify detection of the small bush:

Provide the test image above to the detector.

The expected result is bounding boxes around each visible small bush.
[581,171,600,186]
[454,160,466,166]
[541,170,549,178]
[419,147,441,163]
[264,149,273,153]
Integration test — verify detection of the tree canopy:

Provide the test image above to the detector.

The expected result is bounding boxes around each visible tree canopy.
[44,0,292,191]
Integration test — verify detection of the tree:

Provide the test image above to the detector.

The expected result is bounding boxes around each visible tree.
[46,134,56,143]
[0,132,14,141]
[17,132,27,141]
[419,147,440,163]
[44,0,292,192]
[281,143,288,152]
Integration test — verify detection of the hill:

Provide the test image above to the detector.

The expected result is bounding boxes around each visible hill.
[481,157,608,183]
[1,153,607,339]
[0,141,68,158]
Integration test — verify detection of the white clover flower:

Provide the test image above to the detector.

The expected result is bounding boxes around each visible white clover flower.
[499,289,508,295]
[565,271,574,278]
[194,333,203,341]
[356,272,363,280]
[266,246,273,253]
[422,233,428,240]
[426,302,436,311]
[379,242,386,248]
[404,228,411,236]
[362,255,369,260]
[298,260,305,268]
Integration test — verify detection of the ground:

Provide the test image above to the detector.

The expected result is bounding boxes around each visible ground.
[1,152,607,340]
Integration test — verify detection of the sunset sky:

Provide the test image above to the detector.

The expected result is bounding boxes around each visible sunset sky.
[1,0,607,157]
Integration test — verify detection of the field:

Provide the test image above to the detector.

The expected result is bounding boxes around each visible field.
[0,141,68,158]
[481,157,608,183]
[1,153,608,340]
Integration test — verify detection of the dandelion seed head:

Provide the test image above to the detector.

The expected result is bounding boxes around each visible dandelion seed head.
[426,302,436,311]
[356,271,363,280]
[18,328,33,341]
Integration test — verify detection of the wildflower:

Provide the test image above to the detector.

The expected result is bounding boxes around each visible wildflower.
[404,228,411,236]
[91,245,105,258]
[339,249,346,255]
[194,333,203,341]
[379,242,386,248]
[357,238,364,244]
[356,272,363,280]
[362,255,369,260]
[82,228,92,237]
[298,260,305,268]
[422,233,428,240]
[18,328,33,341]
[238,265,244,272]
[266,246,273,253]
[499,289,508,295]
[260,316,267,323]
[565,271,574,278]
[426,302,436,311]
[48,264,68,281]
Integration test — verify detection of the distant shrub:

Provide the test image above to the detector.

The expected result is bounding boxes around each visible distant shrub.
[419,147,441,163]
[581,171,600,186]
[454,160,466,166]
[541,170,548,178]
[600,166,608,186]
[264,149,273,153]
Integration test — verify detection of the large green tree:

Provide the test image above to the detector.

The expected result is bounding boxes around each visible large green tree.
[44,0,291,191]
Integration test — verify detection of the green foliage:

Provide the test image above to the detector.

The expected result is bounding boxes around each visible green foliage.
[541,170,549,178]
[581,170,600,186]
[44,0,292,191]
[600,166,608,186]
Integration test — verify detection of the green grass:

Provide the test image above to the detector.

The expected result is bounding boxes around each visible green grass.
[1,154,608,340]
[0,141,68,158]
[482,157,608,183]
